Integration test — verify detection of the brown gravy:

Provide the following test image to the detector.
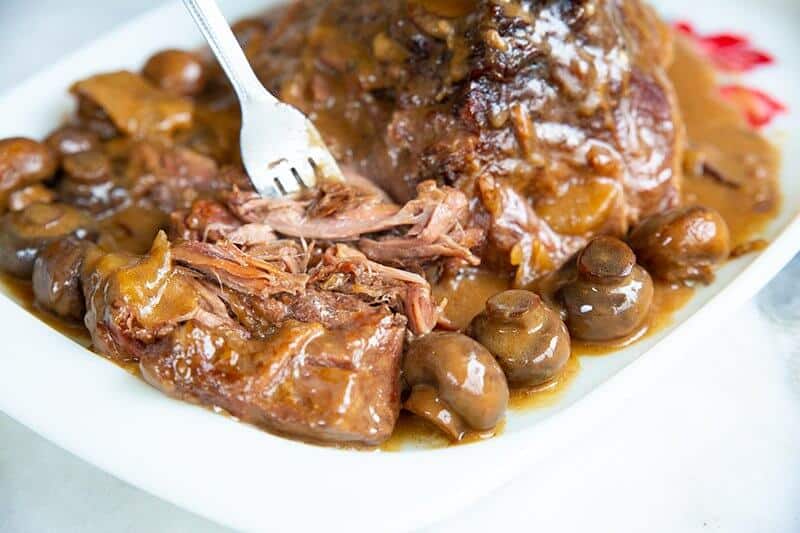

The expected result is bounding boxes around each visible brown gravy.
[671,38,781,246]
[0,34,782,450]
[432,267,512,330]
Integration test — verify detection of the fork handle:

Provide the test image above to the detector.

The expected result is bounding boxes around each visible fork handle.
[182,0,276,105]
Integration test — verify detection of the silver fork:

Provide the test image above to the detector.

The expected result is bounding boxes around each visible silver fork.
[182,0,343,197]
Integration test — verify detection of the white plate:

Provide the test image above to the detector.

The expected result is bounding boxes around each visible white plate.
[0,1,798,531]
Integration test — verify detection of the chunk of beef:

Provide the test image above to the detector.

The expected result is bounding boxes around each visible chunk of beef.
[239,0,682,280]
[139,311,405,446]
[81,232,214,363]
[125,141,231,211]
[478,175,586,285]
[311,244,441,334]
[80,233,413,445]
[168,199,242,242]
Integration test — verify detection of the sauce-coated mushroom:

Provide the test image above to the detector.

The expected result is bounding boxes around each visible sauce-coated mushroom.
[0,137,58,210]
[0,203,94,277]
[558,236,654,342]
[403,332,509,440]
[7,184,56,212]
[32,237,94,321]
[45,126,101,157]
[469,290,571,387]
[58,150,123,214]
[628,206,731,284]
[143,49,208,97]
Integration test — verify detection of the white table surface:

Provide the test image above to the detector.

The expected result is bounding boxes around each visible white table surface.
[1,2,799,532]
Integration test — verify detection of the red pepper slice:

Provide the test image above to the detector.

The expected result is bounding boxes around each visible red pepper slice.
[719,85,787,128]
[674,21,775,73]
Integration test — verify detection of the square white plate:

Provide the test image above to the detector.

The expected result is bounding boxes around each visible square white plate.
[0,1,798,531]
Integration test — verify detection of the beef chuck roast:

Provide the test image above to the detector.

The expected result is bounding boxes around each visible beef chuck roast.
[81,232,409,445]
[140,313,405,446]
[240,0,682,281]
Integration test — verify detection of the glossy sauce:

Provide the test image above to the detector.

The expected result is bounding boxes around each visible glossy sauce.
[508,354,581,410]
[671,37,781,246]
[432,268,511,329]
[381,413,504,451]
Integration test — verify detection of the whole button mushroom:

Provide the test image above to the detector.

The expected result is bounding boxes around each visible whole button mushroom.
[58,150,122,214]
[0,137,58,211]
[143,49,208,97]
[403,332,509,440]
[628,206,731,285]
[32,237,95,321]
[7,184,56,212]
[45,125,101,157]
[63,150,111,183]
[0,203,94,277]
[558,236,654,342]
[469,290,571,388]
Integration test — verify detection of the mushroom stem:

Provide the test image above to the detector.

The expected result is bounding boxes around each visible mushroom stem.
[404,385,468,441]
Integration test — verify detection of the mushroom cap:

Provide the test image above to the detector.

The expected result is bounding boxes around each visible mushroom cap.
[470,290,571,387]
[143,49,208,97]
[629,206,731,284]
[0,203,94,277]
[559,237,654,342]
[0,137,57,209]
[577,235,636,282]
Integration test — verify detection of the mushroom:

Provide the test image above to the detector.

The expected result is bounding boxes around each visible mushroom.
[45,125,101,157]
[628,206,731,285]
[32,237,94,321]
[7,184,56,212]
[469,290,571,387]
[57,150,122,214]
[558,236,654,342]
[0,137,58,211]
[403,332,509,440]
[0,203,94,277]
[143,49,208,97]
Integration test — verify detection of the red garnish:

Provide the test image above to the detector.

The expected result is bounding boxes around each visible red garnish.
[719,85,787,128]
[674,21,775,73]
[673,21,695,35]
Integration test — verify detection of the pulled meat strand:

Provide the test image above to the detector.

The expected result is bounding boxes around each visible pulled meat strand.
[172,240,309,297]
[228,180,481,268]
[228,181,401,240]
[314,244,439,335]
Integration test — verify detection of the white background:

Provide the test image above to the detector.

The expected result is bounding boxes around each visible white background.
[1,1,799,532]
